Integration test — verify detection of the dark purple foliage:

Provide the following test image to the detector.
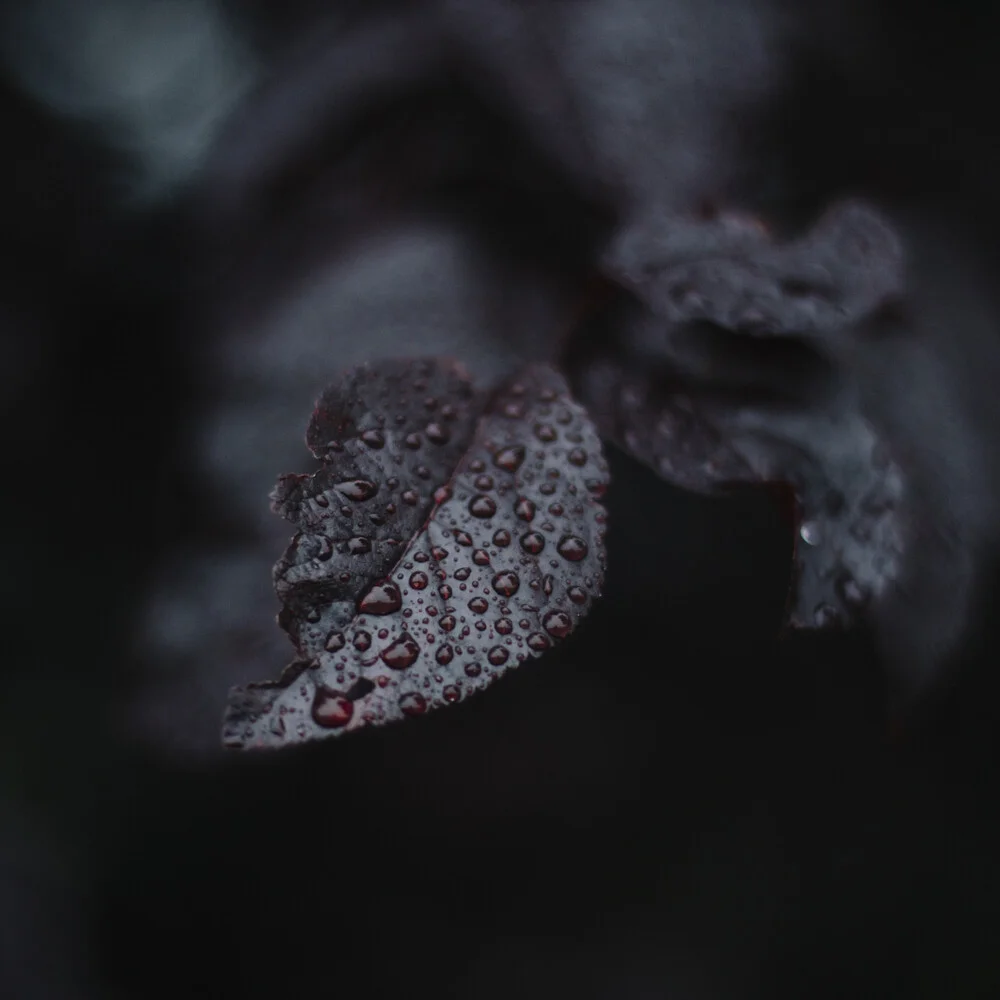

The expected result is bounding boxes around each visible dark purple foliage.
[223,360,609,749]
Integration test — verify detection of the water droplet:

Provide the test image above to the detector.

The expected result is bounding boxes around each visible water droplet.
[443,685,461,703]
[436,644,454,665]
[359,582,402,615]
[347,536,372,555]
[325,631,345,652]
[503,401,525,419]
[490,571,520,598]
[410,571,429,590]
[515,498,536,522]
[473,549,491,566]
[405,433,422,449]
[496,618,514,635]
[540,483,556,495]
[415,465,431,479]
[454,567,472,581]
[493,529,511,547]
[488,646,509,666]
[540,387,557,402]
[567,448,587,466]
[542,610,572,638]
[434,486,452,504]
[520,532,545,555]
[567,586,587,605]
[494,446,525,473]
[402,490,419,505]
[382,633,420,669]
[441,403,458,420]
[336,480,378,501]
[469,495,497,518]
[454,530,473,546]
[542,574,554,596]
[312,688,353,728]
[306,608,321,624]
[534,424,557,443]
[439,615,456,632]
[414,551,429,563]
[399,692,427,716]
[354,631,372,651]
[548,503,564,516]
[426,423,449,445]
[799,521,821,546]
[431,546,448,561]
[315,494,330,508]
[361,429,385,449]
[527,633,551,652]
[438,584,453,600]
[474,475,494,491]
[468,597,489,614]
[469,458,486,473]
[557,536,588,562]
[465,662,482,678]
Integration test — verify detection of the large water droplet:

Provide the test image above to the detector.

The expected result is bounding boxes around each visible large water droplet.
[443,685,461,703]
[468,597,489,614]
[438,584,453,600]
[312,688,353,728]
[492,571,520,597]
[454,530,473,546]
[426,422,449,445]
[520,532,545,555]
[402,490,419,505]
[439,615,456,632]
[799,521,821,546]
[347,536,372,555]
[567,586,587,605]
[488,646,509,666]
[556,536,588,562]
[354,631,372,651]
[542,610,572,638]
[359,582,402,615]
[361,429,385,449]
[436,644,454,665]
[409,571,429,590]
[494,446,526,472]
[567,448,587,466]
[527,633,551,651]
[465,662,482,678]
[496,618,514,635]
[469,495,497,518]
[325,630,345,652]
[493,529,511,547]
[473,549,491,566]
[534,424,557,443]
[454,567,471,581]
[405,433,422,449]
[336,480,378,501]
[399,692,427,716]
[382,633,420,669]
[515,498,536,522]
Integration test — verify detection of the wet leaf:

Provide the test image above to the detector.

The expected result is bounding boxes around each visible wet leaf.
[223,360,609,749]
[573,201,910,637]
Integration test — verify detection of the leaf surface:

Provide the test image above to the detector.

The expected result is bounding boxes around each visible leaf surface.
[223,359,609,749]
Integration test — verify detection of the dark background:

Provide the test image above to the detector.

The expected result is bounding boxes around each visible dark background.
[3,2,1000,997]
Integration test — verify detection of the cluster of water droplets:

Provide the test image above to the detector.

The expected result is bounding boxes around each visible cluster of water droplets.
[223,361,609,749]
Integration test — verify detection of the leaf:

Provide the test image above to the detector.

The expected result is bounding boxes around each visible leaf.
[222,359,609,750]
[572,201,910,636]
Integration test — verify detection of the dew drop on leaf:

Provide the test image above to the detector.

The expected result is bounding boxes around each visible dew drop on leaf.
[312,689,354,728]
[542,610,573,638]
[381,633,420,670]
[469,495,497,518]
[358,582,402,615]
[556,536,589,562]
[336,480,378,501]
